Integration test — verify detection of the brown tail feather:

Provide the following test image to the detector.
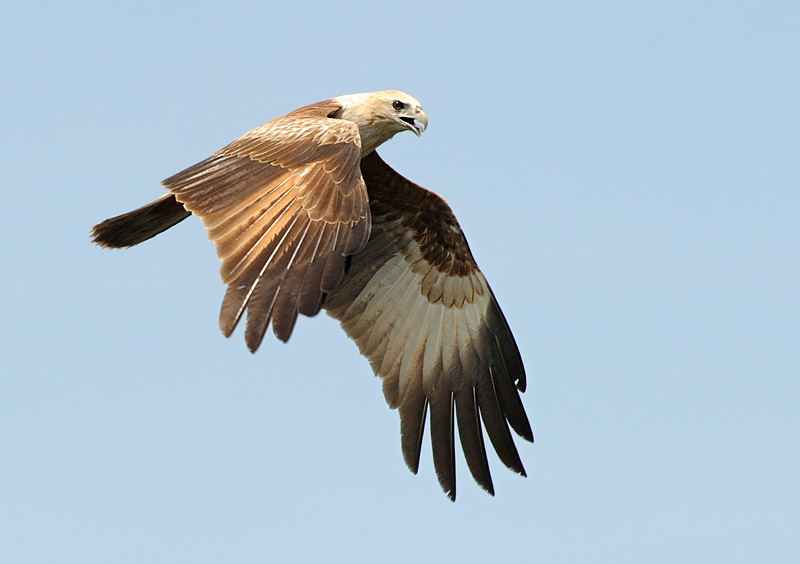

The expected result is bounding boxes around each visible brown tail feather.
[91,194,191,248]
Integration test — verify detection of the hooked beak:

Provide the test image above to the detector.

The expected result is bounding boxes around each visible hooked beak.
[402,108,428,136]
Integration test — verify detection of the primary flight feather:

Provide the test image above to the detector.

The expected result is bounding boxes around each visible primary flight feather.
[92,90,533,500]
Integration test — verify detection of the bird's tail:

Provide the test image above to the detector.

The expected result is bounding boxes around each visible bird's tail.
[91,193,191,248]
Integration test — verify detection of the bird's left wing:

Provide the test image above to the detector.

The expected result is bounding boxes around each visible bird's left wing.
[324,151,532,500]
[164,100,371,349]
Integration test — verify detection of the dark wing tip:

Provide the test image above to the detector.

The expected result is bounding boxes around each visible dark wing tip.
[400,395,428,475]
[455,388,495,495]
[430,389,457,501]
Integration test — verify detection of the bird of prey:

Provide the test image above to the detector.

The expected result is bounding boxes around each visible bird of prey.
[92,90,532,500]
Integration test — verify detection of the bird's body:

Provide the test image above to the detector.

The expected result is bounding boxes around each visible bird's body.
[92,91,532,500]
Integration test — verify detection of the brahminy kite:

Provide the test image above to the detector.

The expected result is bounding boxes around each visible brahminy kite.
[92,90,533,500]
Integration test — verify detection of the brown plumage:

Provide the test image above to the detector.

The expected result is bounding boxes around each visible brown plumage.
[92,91,532,500]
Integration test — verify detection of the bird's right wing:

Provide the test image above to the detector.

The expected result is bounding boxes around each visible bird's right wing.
[324,151,532,500]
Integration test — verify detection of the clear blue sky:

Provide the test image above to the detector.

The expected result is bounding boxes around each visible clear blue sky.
[2,1,799,562]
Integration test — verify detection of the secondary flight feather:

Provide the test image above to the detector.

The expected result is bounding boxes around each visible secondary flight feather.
[92,90,533,500]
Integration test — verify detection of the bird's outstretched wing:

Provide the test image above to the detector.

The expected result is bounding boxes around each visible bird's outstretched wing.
[324,151,532,500]
[164,100,371,349]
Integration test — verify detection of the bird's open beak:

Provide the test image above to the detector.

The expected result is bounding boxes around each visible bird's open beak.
[402,108,428,136]
[411,109,428,136]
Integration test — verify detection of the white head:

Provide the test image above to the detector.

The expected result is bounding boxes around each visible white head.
[332,90,428,155]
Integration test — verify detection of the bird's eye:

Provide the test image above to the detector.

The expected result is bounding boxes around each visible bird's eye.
[392,100,405,111]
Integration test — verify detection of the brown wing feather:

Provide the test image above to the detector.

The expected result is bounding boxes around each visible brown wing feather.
[164,101,371,349]
[325,151,532,500]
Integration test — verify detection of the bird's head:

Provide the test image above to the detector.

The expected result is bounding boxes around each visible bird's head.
[333,90,428,154]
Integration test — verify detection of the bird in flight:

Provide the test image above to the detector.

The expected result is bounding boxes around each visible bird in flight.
[92,90,532,500]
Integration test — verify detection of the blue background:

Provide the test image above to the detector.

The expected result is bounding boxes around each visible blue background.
[2,1,798,562]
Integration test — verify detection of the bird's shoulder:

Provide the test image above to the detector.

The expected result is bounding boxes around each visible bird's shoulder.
[217,98,361,163]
